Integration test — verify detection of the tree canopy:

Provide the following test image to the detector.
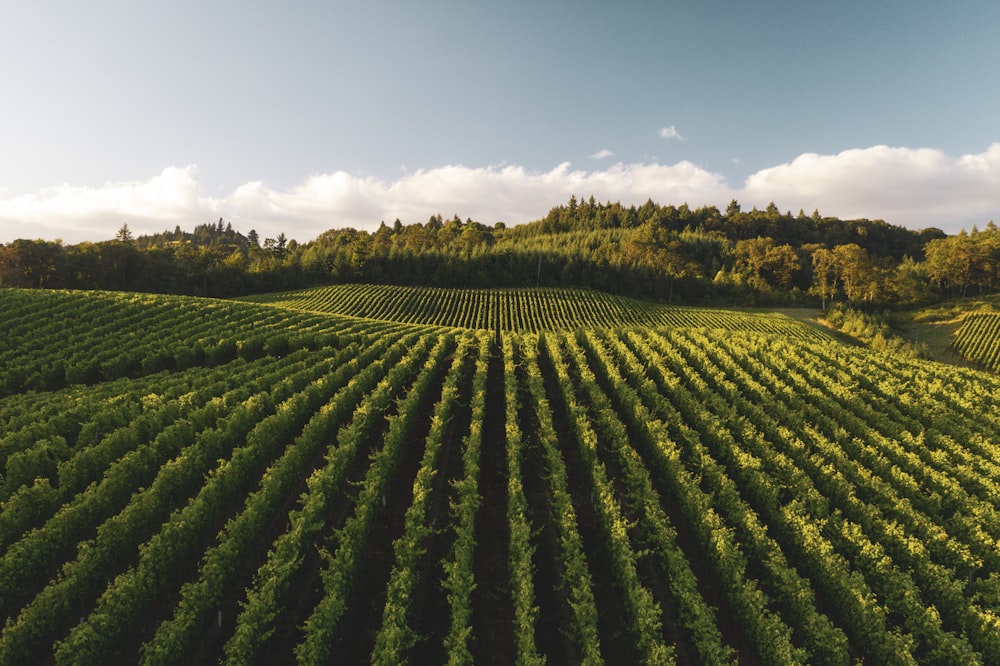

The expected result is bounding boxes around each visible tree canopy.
[2,197,991,309]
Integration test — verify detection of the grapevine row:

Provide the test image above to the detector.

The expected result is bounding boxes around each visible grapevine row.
[0,349,347,662]
[243,284,823,337]
[140,331,437,664]
[520,334,603,665]
[953,312,1000,372]
[500,335,545,666]
[439,333,491,664]
[539,332,673,664]
[47,338,403,665]
[668,329,982,662]
[370,333,476,664]
[294,333,457,663]
[606,330,827,663]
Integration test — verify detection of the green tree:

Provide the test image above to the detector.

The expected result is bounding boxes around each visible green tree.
[8,239,65,288]
[810,247,837,310]
[831,243,875,304]
[0,244,23,287]
[371,222,393,256]
[891,256,934,306]
[115,224,134,244]
[264,233,288,261]
[624,223,703,301]
[734,237,799,291]
[923,231,990,297]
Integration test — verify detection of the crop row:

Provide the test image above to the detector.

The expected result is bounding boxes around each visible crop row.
[0,288,422,395]
[243,283,822,337]
[953,312,1000,372]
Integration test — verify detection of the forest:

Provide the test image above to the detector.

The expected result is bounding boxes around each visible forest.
[1,197,998,307]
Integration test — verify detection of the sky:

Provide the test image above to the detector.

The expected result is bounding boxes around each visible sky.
[1,0,999,244]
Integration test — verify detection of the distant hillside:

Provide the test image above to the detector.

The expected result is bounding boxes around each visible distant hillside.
[242,284,825,339]
[893,294,1000,370]
[5,196,998,310]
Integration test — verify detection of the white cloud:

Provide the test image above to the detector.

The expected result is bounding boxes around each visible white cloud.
[0,161,734,243]
[658,125,684,141]
[0,166,218,242]
[590,149,615,159]
[2,144,999,243]
[740,144,1000,231]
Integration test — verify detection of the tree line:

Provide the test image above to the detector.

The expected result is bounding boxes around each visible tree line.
[1,198,997,307]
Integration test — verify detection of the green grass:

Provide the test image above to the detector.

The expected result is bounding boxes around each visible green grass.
[896,295,1000,368]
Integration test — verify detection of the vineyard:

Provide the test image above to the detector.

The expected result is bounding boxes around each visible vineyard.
[953,311,1000,373]
[239,284,819,338]
[2,286,1000,664]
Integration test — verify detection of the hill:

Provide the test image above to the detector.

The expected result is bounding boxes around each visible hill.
[8,195,988,311]
[2,286,1000,664]
[898,295,1000,371]
[239,284,825,339]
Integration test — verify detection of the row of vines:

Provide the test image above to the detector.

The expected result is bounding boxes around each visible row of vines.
[0,288,419,396]
[953,312,1000,372]
[3,287,1000,663]
[241,284,818,337]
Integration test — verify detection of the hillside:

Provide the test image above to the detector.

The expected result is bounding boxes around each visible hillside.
[2,286,1000,664]
[7,196,987,311]
[897,295,1000,371]
[239,284,824,338]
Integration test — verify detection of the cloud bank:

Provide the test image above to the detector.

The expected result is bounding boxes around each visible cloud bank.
[741,144,1000,228]
[2,144,999,244]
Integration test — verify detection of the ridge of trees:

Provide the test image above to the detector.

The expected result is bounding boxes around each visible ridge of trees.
[1,198,997,309]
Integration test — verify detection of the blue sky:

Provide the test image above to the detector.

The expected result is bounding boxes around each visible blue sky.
[2,0,999,243]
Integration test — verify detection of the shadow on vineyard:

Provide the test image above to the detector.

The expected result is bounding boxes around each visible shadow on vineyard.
[580,331,750,664]
[319,340,455,664]
[536,336,640,665]
[515,358,583,665]
[468,346,515,665]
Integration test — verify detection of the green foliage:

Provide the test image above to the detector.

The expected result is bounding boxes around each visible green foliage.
[243,284,825,338]
[953,312,1000,372]
[924,223,1000,298]
[0,196,966,307]
[3,285,1000,664]
[823,305,929,359]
